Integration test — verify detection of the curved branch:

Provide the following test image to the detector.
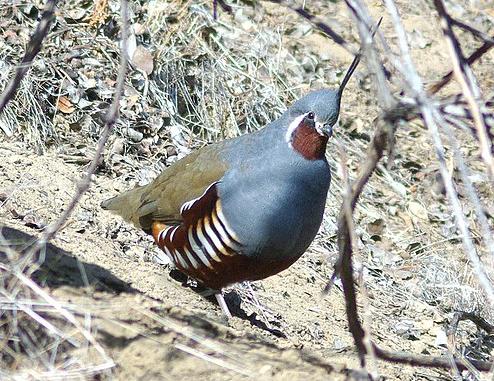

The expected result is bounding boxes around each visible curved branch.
[28,0,129,255]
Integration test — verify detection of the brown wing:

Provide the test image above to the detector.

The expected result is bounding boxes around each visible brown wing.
[151,182,243,289]
[101,141,229,231]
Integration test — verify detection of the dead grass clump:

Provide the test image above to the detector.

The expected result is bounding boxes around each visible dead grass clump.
[0,247,114,380]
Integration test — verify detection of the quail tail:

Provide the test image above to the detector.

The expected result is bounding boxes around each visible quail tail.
[101,185,151,229]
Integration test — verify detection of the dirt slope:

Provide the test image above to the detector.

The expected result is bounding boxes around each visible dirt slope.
[1,0,493,379]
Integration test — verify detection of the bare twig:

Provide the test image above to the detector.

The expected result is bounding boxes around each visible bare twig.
[0,0,59,114]
[331,101,494,372]
[346,0,396,113]
[447,311,494,343]
[372,344,493,372]
[336,116,391,366]
[433,0,494,181]
[356,271,380,379]
[428,36,494,94]
[326,0,494,373]
[278,0,361,53]
[213,0,232,19]
[382,0,494,304]
[339,16,384,96]
[214,0,355,54]
[437,114,494,265]
[337,144,369,369]
[0,1,130,377]
[0,263,113,366]
[336,141,369,370]
[385,0,494,369]
[134,306,252,375]
[28,0,129,254]
[330,2,397,367]
[449,18,494,46]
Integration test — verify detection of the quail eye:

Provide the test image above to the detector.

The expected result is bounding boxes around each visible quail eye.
[307,112,315,120]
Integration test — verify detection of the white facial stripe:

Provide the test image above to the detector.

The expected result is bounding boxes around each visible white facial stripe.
[188,225,213,269]
[315,121,325,136]
[285,112,310,143]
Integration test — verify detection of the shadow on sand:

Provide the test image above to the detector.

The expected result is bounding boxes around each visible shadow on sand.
[1,225,285,337]
[0,225,134,293]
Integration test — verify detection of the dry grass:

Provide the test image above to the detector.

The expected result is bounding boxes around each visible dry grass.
[1,0,493,379]
[0,235,114,379]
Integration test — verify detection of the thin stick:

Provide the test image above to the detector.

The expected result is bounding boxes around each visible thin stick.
[213,0,232,18]
[336,117,390,367]
[331,104,494,372]
[382,0,494,305]
[346,0,395,110]
[433,0,494,181]
[175,343,251,377]
[450,18,494,45]
[337,140,379,375]
[211,0,354,53]
[0,0,59,114]
[437,113,494,267]
[329,0,494,373]
[0,263,113,366]
[28,0,129,255]
[269,0,355,54]
[372,344,492,371]
[428,38,494,94]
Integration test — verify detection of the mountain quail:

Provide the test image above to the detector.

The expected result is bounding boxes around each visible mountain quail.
[102,54,362,318]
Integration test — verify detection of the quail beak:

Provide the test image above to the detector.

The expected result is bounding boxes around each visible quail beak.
[316,122,334,138]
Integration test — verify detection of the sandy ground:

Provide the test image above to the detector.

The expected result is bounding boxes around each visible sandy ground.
[1,0,493,379]
[0,141,456,380]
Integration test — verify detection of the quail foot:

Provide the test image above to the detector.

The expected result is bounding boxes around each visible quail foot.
[101,53,362,319]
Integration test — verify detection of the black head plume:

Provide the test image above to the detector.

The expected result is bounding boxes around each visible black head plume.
[338,16,383,97]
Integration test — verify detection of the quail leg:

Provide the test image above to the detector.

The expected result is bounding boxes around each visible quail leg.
[215,292,232,319]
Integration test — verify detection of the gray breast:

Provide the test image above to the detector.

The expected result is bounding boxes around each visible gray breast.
[218,127,331,262]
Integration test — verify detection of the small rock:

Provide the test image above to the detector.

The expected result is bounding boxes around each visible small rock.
[367,218,385,236]
[111,137,125,156]
[133,22,146,36]
[433,328,448,348]
[333,337,348,352]
[127,246,146,261]
[409,29,428,49]
[132,45,154,75]
[395,319,420,339]
[23,214,45,230]
[126,128,143,143]
[166,145,177,157]
[408,201,428,221]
